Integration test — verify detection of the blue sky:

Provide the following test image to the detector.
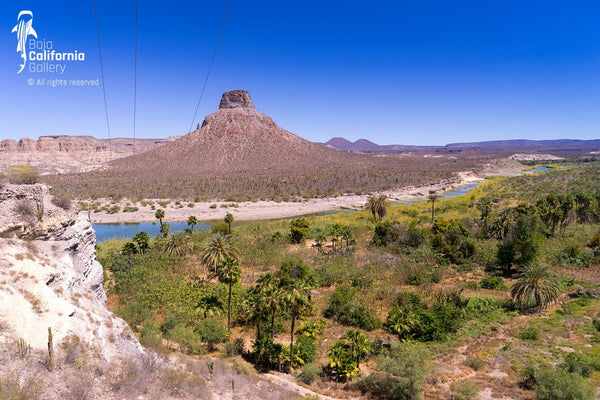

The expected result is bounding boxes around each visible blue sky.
[0,1,598,145]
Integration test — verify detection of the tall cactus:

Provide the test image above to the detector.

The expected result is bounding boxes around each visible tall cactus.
[47,327,54,371]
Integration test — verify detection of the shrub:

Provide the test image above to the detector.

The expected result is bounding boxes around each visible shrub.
[211,222,229,235]
[8,165,40,184]
[480,276,507,290]
[553,245,594,269]
[139,320,164,352]
[464,357,484,371]
[14,199,35,218]
[196,318,227,351]
[518,326,540,341]
[290,218,310,244]
[559,352,600,377]
[117,302,151,329]
[297,363,322,385]
[534,368,595,400]
[168,324,204,354]
[451,381,479,400]
[222,337,245,357]
[464,295,503,318]
[51,195,72,210]
[357,342,430,400]
[337,304,382,331]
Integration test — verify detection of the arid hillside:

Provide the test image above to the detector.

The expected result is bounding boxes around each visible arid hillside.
[46,90,491,200]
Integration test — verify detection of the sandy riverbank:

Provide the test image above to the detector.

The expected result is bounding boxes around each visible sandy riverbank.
[88,161,525,224]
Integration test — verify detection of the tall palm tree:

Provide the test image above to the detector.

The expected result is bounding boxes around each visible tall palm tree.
[216,256,241,332]
[256,273,282,339]
[187,215,198,231]
[224,213,234,234]
[159,223,170,238]
[365,195,389,222]
[511,264,561,313]
[428,194,440,224]
[283,279,313,369]
[155,209,165,227]
[165,232,193,256]
[201,233,238,272]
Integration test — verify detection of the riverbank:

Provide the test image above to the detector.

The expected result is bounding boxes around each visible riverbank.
[88,161,524,224]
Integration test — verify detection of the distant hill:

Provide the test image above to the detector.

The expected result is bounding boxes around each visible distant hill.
[325,137,600,155]
[46,90,485,200]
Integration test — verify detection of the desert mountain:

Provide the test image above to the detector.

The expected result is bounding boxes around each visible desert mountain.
[0,135,177,174]
[47,90,486,200]
[325,137,600,156]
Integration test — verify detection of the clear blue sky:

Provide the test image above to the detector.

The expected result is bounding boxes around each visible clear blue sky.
[0,1,599,145]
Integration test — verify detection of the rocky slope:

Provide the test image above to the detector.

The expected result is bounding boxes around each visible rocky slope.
[0,135,177,174]
[0,183,143,358]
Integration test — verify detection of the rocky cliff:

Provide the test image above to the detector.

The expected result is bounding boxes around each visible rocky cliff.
[0,135,177,174]
[0,183,142,358]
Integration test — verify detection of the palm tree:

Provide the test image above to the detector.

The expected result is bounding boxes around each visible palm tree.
[282,280,313,369]
[224,213,234,234]
[342,329,373,369]
[196,295,222,319]
[216,256,241,332]
[365,195,389,222]
[255,273,282,339]
[159,223,170,238]
[187,215,198,231]
[165,232,193,255]
[122,241,137,267]
[132,231,150,253]
[155,209,165,227]
[201,232,238,272]
[428,194,440,224]
[511,264,561,313]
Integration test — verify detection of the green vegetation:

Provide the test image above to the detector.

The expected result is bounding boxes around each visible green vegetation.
[97,161,600,398]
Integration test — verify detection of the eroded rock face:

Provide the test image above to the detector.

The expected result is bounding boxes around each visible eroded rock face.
[218,89,255,109]
[0,135,177,174]
[0,184,142,359]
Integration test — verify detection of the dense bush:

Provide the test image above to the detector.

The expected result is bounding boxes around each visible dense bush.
[534,368,595,400]
[464,295,503,319]
[357,342,430,400]
[290,218,310,244]
[325,285,381,331]
[479,276,507,290]
[196,318,227,351]
[518,326,540,341]
[559,352,600,377]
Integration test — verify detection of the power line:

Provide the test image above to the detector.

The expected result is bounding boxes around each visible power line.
[133,0,138,157]
[189,0,233,132]
[92,0,112,159]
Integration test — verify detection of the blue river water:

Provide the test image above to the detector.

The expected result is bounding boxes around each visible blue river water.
[94,221,211,242]
[94,166,554,242]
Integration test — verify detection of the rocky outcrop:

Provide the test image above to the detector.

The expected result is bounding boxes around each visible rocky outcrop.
[0,184,142,359]
[218,89,255,109]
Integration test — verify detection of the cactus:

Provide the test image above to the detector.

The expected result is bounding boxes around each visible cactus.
[47,327,54,371]
[16,337,30,358]
[35,193,44,222]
